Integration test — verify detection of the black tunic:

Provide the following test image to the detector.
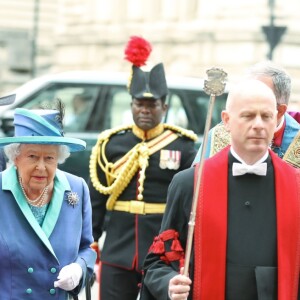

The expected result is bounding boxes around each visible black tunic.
[89,127,197,270]
[226,154,277,300]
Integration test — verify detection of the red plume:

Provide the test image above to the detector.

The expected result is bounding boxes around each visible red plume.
[124,36,152,67]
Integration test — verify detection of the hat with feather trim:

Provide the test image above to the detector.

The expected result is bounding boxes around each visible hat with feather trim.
[0,108,86,152]
[124,36,168,100]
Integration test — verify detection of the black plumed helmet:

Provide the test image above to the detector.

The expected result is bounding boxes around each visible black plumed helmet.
[125,36,168,100]
[129,63,168,100]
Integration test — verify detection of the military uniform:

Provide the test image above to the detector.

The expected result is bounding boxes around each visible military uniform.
[89,123,196,299]
[90,122,196,265]
[89,35,198,300]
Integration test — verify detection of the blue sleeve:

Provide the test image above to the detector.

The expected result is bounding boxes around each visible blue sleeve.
[75,178,97,291]
[192,128,213,165]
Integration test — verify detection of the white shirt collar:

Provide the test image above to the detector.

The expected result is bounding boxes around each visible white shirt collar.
[230,147,269,165]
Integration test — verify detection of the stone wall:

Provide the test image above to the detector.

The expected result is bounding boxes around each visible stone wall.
[52,0,300,107]
[0,0,300,108]
[0,0,57,93]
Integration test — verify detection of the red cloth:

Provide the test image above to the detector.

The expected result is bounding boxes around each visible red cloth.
[273,120,286,147]
[193,147,300,300]
[148,229,185,268]
[288,111,300,124]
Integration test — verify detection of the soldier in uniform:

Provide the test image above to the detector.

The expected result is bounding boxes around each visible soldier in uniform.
[193,61,300,168]
[89,36,197,300]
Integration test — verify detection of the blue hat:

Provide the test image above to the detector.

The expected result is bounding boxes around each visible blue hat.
[0,108,86,152]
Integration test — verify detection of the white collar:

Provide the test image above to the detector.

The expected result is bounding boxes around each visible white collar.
[230,147,269,166]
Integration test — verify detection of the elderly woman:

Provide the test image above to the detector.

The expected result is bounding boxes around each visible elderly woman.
[0,107,96,299]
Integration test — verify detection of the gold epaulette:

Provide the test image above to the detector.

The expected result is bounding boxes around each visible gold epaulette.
[90,124,134,186]
[90,124,153,210]
[89,125,135,182]
[162,124,198,141]
[95,124,133,142]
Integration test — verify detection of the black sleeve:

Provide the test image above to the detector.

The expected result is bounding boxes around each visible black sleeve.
[177,138,197,171]
[141,167,194,300]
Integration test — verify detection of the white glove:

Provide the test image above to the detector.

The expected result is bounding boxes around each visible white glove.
[54,263,83,291]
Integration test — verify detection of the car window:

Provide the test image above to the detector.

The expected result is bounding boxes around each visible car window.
[110,89,133,127]
[194,91,227,132]
[165,89,227,135]
[100,86,227,133]
[17,83,100,132]
[7,82,227,137]
[97,86,133,130]
[164,93,188,128]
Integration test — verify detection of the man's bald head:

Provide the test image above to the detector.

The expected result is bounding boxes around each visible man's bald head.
[226,79,277,112]
[222,79,278,164]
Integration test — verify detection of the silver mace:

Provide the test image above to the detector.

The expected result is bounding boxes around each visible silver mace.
[183,67,228,276]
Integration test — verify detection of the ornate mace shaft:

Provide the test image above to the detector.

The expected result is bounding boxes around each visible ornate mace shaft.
[183,67,228,276]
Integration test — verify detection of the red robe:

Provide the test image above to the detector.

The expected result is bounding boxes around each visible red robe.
[193,147,300,300]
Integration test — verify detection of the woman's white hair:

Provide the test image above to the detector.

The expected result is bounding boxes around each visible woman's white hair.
[3,143,70,165]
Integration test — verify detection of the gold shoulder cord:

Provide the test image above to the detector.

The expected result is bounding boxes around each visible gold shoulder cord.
[90,124,197,211]
[90,125,150,210]
[162,124,197,141]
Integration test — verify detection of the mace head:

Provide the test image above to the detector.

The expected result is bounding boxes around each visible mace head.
[204,67,228,96]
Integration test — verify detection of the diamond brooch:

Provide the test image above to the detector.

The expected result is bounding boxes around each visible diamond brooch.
[66,191,79,207]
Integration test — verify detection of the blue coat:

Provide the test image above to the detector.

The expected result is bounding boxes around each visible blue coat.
[0,166,96,300]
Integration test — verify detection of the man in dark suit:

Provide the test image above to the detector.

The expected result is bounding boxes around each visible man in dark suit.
[141,79,300,300]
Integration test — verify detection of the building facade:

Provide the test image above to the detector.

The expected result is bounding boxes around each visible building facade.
[0,0,58,92]
[0,0,300,107]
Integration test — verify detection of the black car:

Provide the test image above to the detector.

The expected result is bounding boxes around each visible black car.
[0,71,228,181]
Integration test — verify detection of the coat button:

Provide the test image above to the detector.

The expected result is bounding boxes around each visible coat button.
[49,288,56,295]
[50,267,57,273]
[27,267,34,273]
[26,288,32,294]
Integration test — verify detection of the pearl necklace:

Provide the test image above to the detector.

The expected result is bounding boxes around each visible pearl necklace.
[19,177,49,207]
